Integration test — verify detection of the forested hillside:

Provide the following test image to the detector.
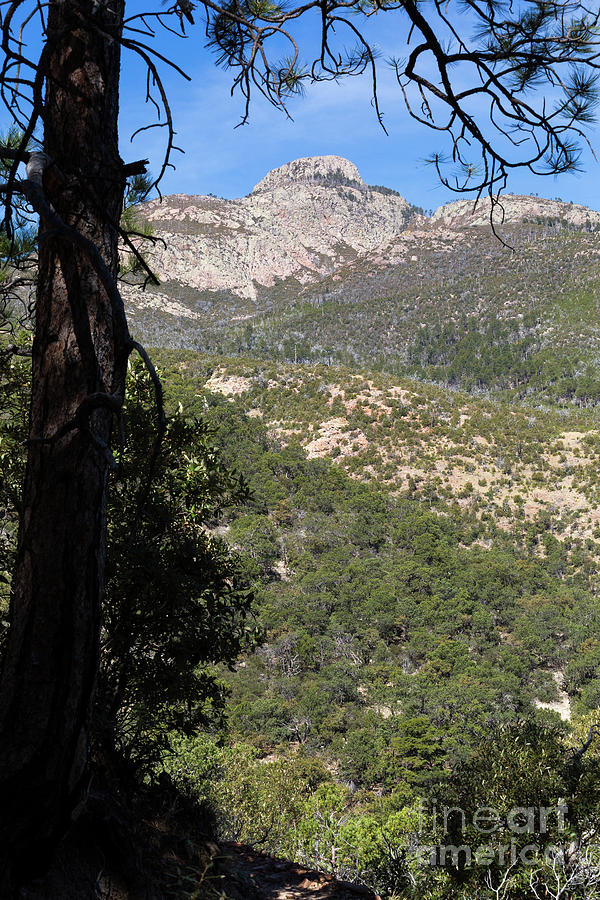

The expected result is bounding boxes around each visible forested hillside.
[5,158,600,896]
[3,0,600,887]
[143,349,600,897]
[112,169,600,896]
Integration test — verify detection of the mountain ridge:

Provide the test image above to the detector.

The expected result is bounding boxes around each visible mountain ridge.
[130,155,419,303]
[126,156,600,313]
[432,192,600,227]
[123,156,600,398]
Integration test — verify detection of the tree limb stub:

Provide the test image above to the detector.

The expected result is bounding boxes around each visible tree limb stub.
[0,146,149,179]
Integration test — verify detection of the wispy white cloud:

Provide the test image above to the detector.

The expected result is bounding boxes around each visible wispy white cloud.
[118,2,600,210]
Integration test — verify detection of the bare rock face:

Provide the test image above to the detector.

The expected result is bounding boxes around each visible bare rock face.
[431,193,600,228]
[125,158,600,326]
[251,155,363,192]
[131,156,417,302]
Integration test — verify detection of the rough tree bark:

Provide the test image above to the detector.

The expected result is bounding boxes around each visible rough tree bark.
[0,0,127,888]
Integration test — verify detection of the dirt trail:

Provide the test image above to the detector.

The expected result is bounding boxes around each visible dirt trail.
[216,842,381,899]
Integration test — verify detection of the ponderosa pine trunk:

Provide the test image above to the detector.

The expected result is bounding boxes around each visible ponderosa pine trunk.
[0,0,127,888]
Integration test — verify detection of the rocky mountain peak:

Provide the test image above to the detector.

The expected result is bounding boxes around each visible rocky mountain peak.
[130,155,414,305]
[251,155,363,193]
[431,193,600,228]
[127,156,600,335]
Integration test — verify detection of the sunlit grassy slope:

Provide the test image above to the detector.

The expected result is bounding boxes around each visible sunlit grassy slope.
[156,351,600,552]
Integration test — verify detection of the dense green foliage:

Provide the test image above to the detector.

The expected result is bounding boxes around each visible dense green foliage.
[96,362,259,772]
[4,225,600,894]
[164,722,600,897]
[0,349,258,778]
[159,373,598,756]
[142,351,600,897]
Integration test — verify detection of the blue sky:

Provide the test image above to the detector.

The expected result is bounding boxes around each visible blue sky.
[13,0,600,212]
[117,2,600,211]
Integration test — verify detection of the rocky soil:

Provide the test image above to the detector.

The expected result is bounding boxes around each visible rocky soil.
[216,843,381,899]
